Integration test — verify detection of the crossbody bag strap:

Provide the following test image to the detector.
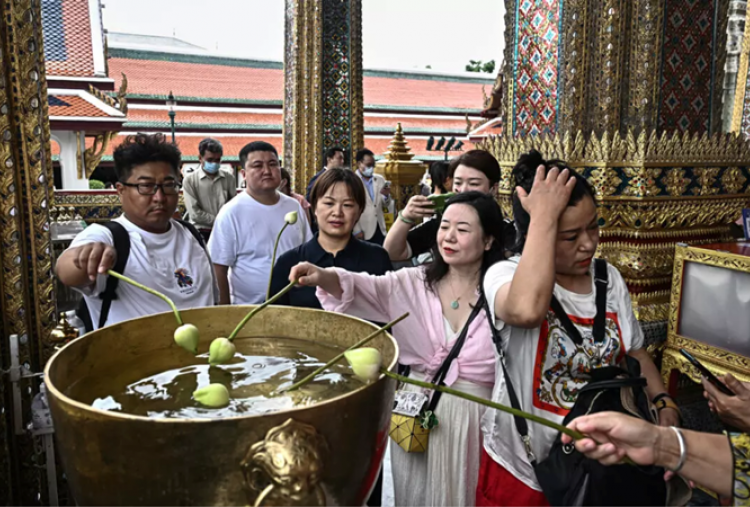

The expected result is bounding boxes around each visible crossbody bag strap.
[482,296,537,465]
[426,297,484,413]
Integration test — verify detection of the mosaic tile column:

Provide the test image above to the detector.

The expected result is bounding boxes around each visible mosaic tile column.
[283,0,363,194]
[484,0,742,324]
[502,0,729,137]
[0,0,58,504]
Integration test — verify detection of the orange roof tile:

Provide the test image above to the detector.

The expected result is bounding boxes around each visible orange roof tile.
[365,76,483,110]
[123,108,471,133]
[108,57,489,110]
[109,58,283,101]
[43,0,96,77]
[49,95,111,117]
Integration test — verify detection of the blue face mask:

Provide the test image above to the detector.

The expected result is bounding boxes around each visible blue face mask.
[203,162,220,174]
[361,166,374,178]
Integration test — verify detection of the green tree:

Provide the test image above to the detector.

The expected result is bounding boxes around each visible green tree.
[465,59,496,74]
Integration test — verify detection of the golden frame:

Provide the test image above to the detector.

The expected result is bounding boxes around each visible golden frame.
[661,244,750,389]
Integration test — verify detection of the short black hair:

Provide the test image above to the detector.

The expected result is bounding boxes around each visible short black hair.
[310,167,366,212]
[448,150,501,186]
[113,133,181,182]
[511,149,596,252]
[325,146,344,163]
[239,141,278,167]
[355,148,375,163]
[198,138,223,157]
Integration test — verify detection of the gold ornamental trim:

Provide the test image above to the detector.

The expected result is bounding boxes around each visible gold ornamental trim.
[481,129,750,169]
[731,4,750,133]
[661,245,750,385]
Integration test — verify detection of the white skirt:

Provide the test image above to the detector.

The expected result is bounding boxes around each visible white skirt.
[387,373,491,507]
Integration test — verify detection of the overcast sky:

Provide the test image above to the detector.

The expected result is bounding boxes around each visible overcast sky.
[101,0,505,73]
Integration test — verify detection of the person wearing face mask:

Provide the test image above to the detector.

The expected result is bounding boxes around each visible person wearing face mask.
[182,138,237,242]
[353,148,390,245]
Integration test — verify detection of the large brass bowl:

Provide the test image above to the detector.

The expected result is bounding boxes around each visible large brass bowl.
[44,306,398,506]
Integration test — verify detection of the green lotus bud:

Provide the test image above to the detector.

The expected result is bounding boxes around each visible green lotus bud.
[344,347,382,383]
[173,323,199,354]
[193,383,230,408]
[284,211,298,225]
[208,337,236,365]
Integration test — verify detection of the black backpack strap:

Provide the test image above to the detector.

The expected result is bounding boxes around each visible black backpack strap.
[482,296,537,465]
[549,258,609,345]
[426,297,484,413]
[97,222,131,329]
[175,219,207,250]
[592,258,608,343]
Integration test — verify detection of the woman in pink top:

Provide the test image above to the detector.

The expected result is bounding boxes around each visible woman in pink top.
[289,192,513,507]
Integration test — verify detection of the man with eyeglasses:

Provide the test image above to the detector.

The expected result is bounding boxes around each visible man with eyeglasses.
[56,134,217,330]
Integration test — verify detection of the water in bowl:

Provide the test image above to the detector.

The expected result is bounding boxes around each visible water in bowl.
[66,337,363,419]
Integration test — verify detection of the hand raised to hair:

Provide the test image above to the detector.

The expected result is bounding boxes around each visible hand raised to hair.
[516,165,576,222]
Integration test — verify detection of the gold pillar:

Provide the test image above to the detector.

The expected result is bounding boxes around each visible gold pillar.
[483,129,749,321]
[375,123,426,210]
[283,0,364,194]
[483,0,742,321]
[0,0,57,503]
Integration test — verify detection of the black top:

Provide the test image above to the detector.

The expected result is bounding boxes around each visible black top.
[406,216,440,258]
[269,234,394,309]
[305,168,326,202]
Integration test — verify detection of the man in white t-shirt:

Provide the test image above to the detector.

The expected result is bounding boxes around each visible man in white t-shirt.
[56,133,217,330]
[209,141,310,304]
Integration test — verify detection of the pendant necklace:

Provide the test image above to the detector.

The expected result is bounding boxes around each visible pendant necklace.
[448,278,470,310]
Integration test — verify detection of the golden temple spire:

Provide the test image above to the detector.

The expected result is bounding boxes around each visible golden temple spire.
[384,123,415,162]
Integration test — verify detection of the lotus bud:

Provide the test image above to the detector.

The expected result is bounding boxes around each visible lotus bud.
[344,347,383,383]
[209,337,236,365]
[173,323,199,354]
[284,211,298,225]
[193,383,230,408]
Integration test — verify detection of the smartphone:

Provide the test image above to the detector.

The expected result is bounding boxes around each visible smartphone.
[427,192,455,214]
[679,348,735,396]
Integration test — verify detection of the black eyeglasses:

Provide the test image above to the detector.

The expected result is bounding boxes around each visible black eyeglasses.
[120,182,181,195]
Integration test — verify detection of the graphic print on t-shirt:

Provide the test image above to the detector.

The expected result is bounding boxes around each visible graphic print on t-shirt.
[174,268,196,294]
[533,310,625,415]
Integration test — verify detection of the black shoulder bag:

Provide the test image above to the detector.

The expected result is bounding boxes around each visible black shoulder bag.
[486,259,689,506]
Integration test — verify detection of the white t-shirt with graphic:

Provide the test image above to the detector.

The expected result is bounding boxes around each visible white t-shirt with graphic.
[69,216,217,330]
[481,256,644,491]
[208,191,311,304]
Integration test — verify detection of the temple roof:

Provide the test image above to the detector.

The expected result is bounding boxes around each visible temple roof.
[42,0,105,78]
[107,48,492,112]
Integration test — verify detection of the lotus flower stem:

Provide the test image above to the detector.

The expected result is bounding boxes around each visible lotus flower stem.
[382,370,585,441]
[282,312,409,393]
[265,221,291,301]
[107,270,182,325]
[228,279,299,342]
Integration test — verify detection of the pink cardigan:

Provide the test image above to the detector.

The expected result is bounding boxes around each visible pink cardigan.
[316,267,496,387]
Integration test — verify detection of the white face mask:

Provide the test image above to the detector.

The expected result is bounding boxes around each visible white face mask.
[361,166,374,178]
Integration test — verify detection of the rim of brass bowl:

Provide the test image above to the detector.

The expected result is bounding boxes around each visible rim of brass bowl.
[43,304,400,423]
